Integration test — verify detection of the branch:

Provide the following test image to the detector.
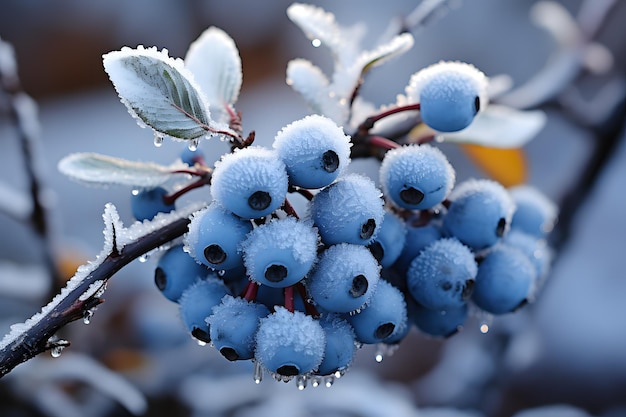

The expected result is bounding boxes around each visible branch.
[0,203,197,378]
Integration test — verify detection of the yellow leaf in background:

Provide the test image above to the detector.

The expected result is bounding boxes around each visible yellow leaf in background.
[461,144,527,187]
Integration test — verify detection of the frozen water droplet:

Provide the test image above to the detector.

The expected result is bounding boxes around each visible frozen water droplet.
[138,254,148,263]
[375,352,384,363]
[312,38,321,47]
[253,360,263,384]
[311,376,321,388]
[153,133,164,147]
[296,375,307,390]
[188,139,199,152]
[50,342,67,358]
[131,189,140,196]
[324,375,334,388]
[480,323,489,334]
[334,370,343,379]
[83,309,94,325]
[197,339,207,346]
[217,269,226,277]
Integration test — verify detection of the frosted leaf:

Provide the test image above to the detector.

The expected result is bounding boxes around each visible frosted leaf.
[355,33,414,78]
[185,27,242,125]
[440,105,547,148]
[103,46,214,140]
[58,152,186,188]
[287,3,364,66]
[286,59,342,120]
[0,37,17,78]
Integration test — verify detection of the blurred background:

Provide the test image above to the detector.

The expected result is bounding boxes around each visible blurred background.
[1,1,626,416]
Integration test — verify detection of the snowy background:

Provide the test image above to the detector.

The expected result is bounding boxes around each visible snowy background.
[1,1,626,416]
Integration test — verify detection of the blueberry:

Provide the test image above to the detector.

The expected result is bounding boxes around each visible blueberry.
[310,173,384,245]
[407,238,477,310]
[131,186,175,221]
[154,244,212,302]
[379,144,455,210]
[185,203,253,270]
[179,278,229,343]
[211,146,288,219]
[307,243,380,313]
[509,185,558,237]
[273,114,352,189]
[316,314,357,376]
[367,210,407,268]
[407,297,468,338]
[442,179,515,250]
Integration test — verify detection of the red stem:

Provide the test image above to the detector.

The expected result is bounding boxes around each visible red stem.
[284,285,295,313]
[242,281,259,301]
[368,135,400,150]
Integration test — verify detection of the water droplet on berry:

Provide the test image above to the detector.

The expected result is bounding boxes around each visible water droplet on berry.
[153,133,164,147]
[360,219,376,240]
[296,375,308,390]
[324,375,335,388]
[188,139,199,152]
[311,375,321,388]
[131,189,140,196]
[400,186,425,205]
[248,191,271,211]
[311,38,322,47]
[253,360,263,384]
[204,244,227,265]
[350,275,368,298]
[322,150,339,173]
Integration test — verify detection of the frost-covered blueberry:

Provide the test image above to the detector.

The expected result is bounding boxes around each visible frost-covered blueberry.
[392,220,442,274]
[407,61,488,132]
[179,278,229,343]
[407,238,477,310]
[273,115,352,189]
[207,295,270,361]
[346,279,407,344]
[185,203,253,271]
[509,185,558,237]
[379,144,455,211]
[310,173,384,245]
[154,244,211,302]
[407,298,468,338]
[443,179,515,250]
[316,314,357,376]
[210,146,288,219]
[307,243,380,313]
[367,210,407,268]
[255,307,326,376]
[240,217,318,288]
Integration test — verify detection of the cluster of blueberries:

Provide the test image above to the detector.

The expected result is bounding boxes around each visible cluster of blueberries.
[130,62,557,386]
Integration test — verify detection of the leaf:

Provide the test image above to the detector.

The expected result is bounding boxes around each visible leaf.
[185,27,242,125]
[440,105,547,148]
[58,152,184,188]
[103,46,212,140]
[357,33,414,75]
[461,144,527,187]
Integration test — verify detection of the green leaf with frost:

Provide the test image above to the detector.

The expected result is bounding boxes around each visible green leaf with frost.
[103,46,212,140]
[58,153,186,188]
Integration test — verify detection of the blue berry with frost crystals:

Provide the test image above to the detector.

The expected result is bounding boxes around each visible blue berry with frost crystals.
[310,173,384,245]
[273,115,351,189]
[509,185,558,238]
[255,307,326,376]
[407,238,477,310]
[346,279,407,344]
[393,220,442,274]
[407,61,487,132]
[211,146,288,219]
[503,229,551,280]
[131,186,175,221]
[241,217,318,288]
[472,245,536,314]
[379,144,455,210]
[207,296,270,361]
[367,210,407,268]
[443,179,515,250]
[154,244,211,302]
[179,278,229,343]
[307,243,380,313]
[407,297,468,338]
[185,203,253,271]
[316,314,356,376]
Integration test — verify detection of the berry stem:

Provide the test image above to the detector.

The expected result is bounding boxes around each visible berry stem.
[163,170,212,206]
[296,283,320,318]
[356,103,421,136]
[284,285,295,313]
[281,198,300,219]
[368,135,401,150]
[242,281,259,302]
[288,185,315,201]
